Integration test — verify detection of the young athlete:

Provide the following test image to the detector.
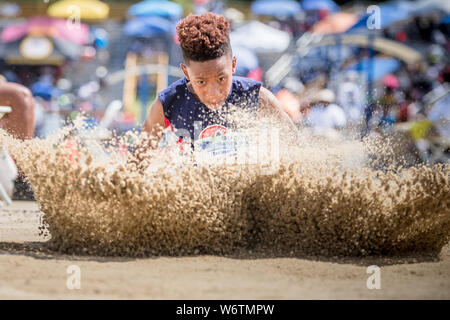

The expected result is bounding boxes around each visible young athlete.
[140,12,296,152]
[0,77,35,201]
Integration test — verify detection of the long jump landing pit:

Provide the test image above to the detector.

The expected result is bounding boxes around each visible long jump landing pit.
[0,201,449,299]
[1,120,449,299]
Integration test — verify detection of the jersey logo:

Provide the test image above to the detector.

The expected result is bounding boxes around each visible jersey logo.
[199,125,228,139]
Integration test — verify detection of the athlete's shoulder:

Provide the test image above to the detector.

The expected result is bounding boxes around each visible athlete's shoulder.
[231,76,262,91]
[157,77,188,106]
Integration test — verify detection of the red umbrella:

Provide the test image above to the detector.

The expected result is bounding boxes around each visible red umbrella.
[1,16,89,45]
[382,74,399,89]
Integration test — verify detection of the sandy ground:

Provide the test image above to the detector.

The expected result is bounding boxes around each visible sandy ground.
[0,201,449,300]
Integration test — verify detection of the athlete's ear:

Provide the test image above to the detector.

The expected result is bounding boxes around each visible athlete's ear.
[232,56,237,74]
[180,63,189,81]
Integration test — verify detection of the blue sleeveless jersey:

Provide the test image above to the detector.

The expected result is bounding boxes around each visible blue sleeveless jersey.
[158,76,261,144]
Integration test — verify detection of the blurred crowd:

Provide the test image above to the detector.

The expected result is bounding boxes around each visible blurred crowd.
[0,0,449,165]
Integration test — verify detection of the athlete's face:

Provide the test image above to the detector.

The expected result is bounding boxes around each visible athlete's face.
[181,54,236,110]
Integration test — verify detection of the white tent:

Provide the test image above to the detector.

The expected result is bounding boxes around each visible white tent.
[230,21,291,54]
[225,7,245,24]
[413,0,450,14]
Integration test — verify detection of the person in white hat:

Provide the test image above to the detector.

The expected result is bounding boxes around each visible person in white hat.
[305,88,347,137]
[337,71,365,124]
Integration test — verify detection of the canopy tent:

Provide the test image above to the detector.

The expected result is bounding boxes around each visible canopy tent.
[128,0,183,20]
[47,0,109,20]
[1,16,89,46]
[251,0,302,18]
[412,0,450,15]
[306,34,422,65]
[348,1,418,32]
[124,16,176,38]
[230,21,291,54]
[311,12,357,34]
[346,57,401,82]
[301,0,340,12]
[349,0,450,32]
[265,32,421,88]
[0,35,81,65]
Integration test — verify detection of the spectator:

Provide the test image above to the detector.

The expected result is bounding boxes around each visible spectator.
[305,89,347,138]
[337,71,365,124]
[378,75,399,130]
[397,90,419,123]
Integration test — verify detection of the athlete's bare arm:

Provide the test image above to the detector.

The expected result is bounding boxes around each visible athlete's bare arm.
[130,98,166,166]
[142,97,166,147]
[0,82,35,140]
[258,86,298,133]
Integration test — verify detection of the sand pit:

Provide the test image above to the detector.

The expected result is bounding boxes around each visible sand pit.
[1,120,449,258]
[1,113,449,299]
[1,201,449,299]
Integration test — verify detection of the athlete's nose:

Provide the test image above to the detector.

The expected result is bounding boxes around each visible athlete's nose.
[206,86,221,99]
[208,82,226,99]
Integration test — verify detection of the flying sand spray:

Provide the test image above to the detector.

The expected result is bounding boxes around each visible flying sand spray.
[0,106,448,257]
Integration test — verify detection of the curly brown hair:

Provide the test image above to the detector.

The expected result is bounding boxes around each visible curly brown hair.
[176,12,231,62]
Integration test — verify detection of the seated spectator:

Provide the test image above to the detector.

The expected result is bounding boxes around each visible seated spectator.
[397,90,419,123]
[378,76,399,130]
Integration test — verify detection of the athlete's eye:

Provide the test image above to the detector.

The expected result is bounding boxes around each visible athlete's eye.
[219,77,225,82]
[197,80,205,85]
